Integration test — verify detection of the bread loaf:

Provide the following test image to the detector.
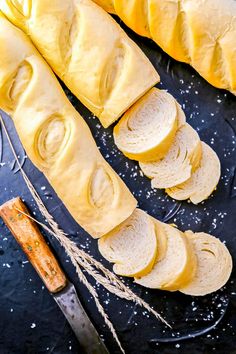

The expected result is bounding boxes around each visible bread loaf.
[140,123,202,189]
[0,0,159,128]
[166,142,221,204]
[113,88,178,162]
[0,14,137,238]
[180,231,232,296]
[135,223,197,291]
[92,0,236,94]
[98,209,157,277]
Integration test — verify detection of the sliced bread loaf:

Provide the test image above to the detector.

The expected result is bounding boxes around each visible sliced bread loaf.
[98,209,157,277]
[166,142,221,204]
[140,123,202,189]
[113,88,178,162]
[135,223,197,291]
[180,231,232,296]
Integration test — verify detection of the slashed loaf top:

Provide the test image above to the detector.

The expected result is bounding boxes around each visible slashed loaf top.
[0,0,159,127]
[93,0,236,94]
[0,13,137,238]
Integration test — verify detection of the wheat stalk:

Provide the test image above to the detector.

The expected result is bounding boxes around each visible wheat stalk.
[65,254,125,353]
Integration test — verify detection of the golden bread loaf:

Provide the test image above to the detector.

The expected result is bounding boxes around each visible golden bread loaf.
[0,0,159,127]
[180,231,233,296]
[140,123,202,189]
[98,209,157,277]
[113,88,178,162]
[0,14,137,238]
[135,223,197,291]
[166,142,221,204]
[92,0,236,94]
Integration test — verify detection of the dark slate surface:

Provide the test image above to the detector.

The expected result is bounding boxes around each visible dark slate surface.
[0,19,236,354]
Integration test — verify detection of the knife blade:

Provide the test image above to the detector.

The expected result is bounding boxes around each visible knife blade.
[0,197,109,354]
[54,282,108,354]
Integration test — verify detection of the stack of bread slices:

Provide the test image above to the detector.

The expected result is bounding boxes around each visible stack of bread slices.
[98,208,232,296]
[114,88,221,204]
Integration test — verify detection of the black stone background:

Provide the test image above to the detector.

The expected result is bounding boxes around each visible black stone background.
[0,18,236,354]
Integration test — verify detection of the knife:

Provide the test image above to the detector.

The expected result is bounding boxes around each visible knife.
[0,197,109,354]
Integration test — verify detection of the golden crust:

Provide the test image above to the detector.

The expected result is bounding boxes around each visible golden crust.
[0,0,159,127]
[94,0,236,93]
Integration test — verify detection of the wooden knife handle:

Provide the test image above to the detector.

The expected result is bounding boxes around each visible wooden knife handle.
[0,197,67,293]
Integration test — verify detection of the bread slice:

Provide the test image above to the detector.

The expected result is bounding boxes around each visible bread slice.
[180,231,232,296]
[166,142,221,204]
[113,88,178,162]
[176,102,187,128]
[98,209,157,277]
[135,223,197,291]
[140,123,202,189]
[151,218,167,262]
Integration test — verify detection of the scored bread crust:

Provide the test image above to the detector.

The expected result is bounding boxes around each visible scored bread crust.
[98,209,158,277]
[0,0,159,128]
[140,123,202,189]
[135,223,197,291]
[180,231,232,296]
[166,142,221,204]
[93,0,236,94]
[0,14,137,238]
[113,88,178,162]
